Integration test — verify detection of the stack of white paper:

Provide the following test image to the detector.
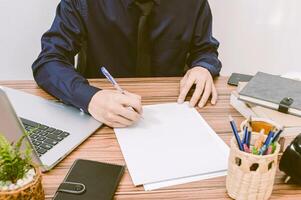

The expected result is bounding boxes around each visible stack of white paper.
[114,103,229,190]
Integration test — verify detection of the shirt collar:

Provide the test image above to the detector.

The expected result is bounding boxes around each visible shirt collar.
[123,0,160,8]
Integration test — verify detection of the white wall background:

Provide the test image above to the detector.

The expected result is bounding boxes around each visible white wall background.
[209,0,301,76]
[0,0,59,80]
[0,0,300,80]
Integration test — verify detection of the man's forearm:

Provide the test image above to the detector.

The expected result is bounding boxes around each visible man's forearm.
[189,51,222,78]
[33,61,100,113]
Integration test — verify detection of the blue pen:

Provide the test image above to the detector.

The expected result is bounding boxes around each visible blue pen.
[246,128,252,148]
[246,117,252,147]
[229,115,244,151]
[271,128,284,143]
[259,130,274,155]
[101,67,124,93]
[101,66,142,115]
[242,125,248,144]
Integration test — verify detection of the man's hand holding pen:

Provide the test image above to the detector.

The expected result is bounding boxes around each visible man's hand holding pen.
[88,90,142,128]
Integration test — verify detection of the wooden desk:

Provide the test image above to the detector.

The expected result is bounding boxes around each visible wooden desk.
[1,77,301,199]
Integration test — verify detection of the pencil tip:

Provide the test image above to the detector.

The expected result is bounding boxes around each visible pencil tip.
[229,115,233,121]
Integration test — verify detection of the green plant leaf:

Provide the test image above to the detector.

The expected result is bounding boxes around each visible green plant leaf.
[0,133,33,183]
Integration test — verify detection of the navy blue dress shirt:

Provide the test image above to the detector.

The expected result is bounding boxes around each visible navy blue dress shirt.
[32,0,221,113]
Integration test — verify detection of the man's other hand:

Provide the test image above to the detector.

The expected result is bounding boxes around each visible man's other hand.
[88,90,142,128]
[177,67,218,108]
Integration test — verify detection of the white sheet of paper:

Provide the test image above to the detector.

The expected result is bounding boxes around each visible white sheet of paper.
[143,170,227,191]
[114,103,229,186]
[144,130,229,191]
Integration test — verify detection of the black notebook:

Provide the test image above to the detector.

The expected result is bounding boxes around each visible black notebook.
[53,159,125,200]
[239,72,301,117]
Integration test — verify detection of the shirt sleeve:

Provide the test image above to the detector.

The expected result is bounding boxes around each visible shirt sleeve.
[32,0,100,113]
[186,0,222,77]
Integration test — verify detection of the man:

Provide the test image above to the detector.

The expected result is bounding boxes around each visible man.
[32,0,221,128]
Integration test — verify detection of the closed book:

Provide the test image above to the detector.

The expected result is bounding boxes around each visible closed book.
[239,72,301,117]
[53,159,124,200]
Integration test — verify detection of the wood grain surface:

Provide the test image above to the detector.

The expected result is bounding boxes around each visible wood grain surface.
[1,77,300,200]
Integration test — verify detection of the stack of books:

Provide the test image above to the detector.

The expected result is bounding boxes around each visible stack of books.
[230,72,301,151]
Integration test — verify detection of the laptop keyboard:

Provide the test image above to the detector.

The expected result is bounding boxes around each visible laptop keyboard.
[20,118,70,157]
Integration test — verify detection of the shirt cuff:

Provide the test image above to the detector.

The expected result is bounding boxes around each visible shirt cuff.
[73,83,101,113]
[190,61,220,77]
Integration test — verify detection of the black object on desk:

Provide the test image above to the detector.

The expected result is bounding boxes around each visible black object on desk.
[227,73,253,86]
[53,159,125,200]
[279,133,301,185]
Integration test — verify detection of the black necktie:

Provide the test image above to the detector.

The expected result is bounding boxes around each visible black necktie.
[135,0,154,77]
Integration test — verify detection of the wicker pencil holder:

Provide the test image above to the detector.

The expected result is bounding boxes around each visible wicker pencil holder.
[226,133,280,200]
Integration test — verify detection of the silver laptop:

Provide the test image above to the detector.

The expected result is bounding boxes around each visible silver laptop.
[0,87,102,172]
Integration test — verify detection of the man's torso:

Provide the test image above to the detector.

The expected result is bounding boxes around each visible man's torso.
[75,0,204,78]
